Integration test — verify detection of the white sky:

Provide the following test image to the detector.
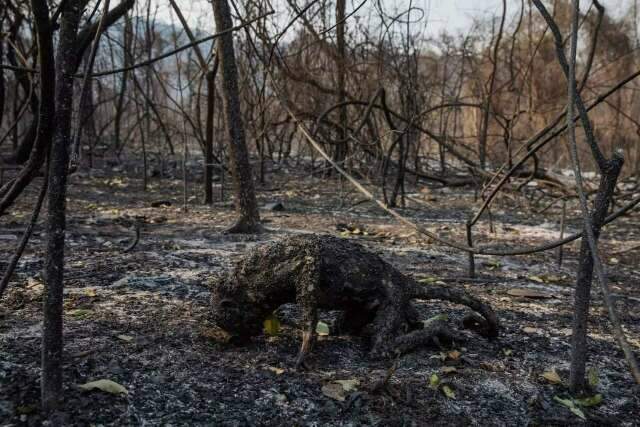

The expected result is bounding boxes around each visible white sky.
[151,0,636,36]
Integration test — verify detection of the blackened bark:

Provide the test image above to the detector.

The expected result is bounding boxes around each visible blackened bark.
[42,0,85,415]
[335,0,348,167]
[79,52,98,167]
[569,154,624,392]
[0,23,5,129]
[113,13,132,154]
[204,59,219,204]
[212,0,261,232]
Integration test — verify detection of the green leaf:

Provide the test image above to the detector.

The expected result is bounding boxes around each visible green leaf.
[316,321,330,336]
[68,309,93,318]
[575,394,603,407]
[263,314,281,336]
[16,404,37,415]
[78,379,127,395]
[554,396,586,420]
[441,384,456,399]
[423,314,448,327]
[485,259,501,270]
[587,367,599,388]
[429,373,440,389]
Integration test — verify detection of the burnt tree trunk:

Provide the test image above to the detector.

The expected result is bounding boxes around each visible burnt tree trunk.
[79,53,98,168]
[569,154,624,392]
[204,61,219,204]
[113,12,131,155]
[29,0,58,415]
[335,0,348,168]
[212,0,261,233]
[0,15,5,130]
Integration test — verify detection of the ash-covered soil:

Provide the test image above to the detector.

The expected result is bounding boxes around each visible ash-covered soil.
[1,165,639,426]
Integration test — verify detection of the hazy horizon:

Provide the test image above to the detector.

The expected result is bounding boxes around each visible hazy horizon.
[145,0,636,38]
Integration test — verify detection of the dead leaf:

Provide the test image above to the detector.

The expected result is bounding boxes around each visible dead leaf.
[528,275,545,283]
[266,366,285,375]
[447,350,462,360]
[507,288,554,299]
[334,379,359,392]
[78,379,127,395]
[199,326,232,343]
[480,361,505,372]
[441,366,458,374]
[115,334,134,343]
[523,326,541,334]
[321,379,359,401]
[322,383,346,401]
[556,328,572,336]
[541,369,562,384]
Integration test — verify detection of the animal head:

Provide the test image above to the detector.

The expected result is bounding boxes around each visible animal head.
[210,277,262,338]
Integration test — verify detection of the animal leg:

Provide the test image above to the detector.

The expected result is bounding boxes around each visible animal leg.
[294,255,321,369]
[296,305,318,370]
[368,304,404,358]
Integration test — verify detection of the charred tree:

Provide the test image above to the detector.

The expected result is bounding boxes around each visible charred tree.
[334,0,348,168]
[113,12,132,155]
[30,0,60,414]
[569,154,623,391]
[212,0,261,233]
[0,11,5,130]
[205,61,219,204]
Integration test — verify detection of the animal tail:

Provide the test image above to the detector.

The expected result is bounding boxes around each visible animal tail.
[410,281,499,339]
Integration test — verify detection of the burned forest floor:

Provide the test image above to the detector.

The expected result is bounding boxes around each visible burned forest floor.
[1,161,640,426]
